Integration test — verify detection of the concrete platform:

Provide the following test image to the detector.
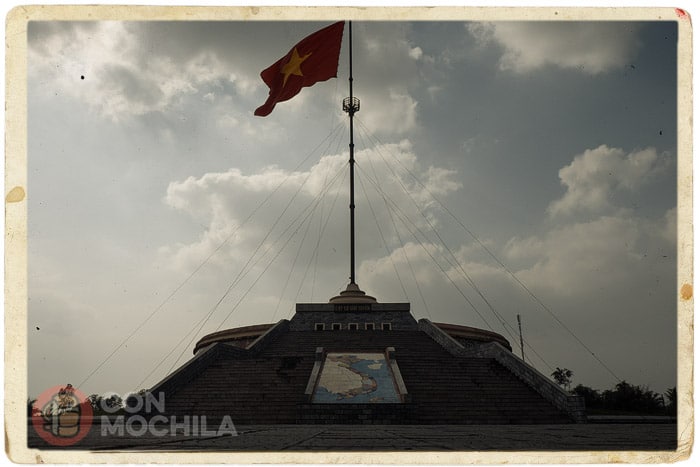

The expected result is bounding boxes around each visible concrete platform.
[28,423,678,451]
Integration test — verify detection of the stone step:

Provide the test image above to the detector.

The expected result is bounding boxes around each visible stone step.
[161,329,574,424]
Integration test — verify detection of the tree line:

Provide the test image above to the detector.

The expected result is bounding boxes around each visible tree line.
[551,367,676,416]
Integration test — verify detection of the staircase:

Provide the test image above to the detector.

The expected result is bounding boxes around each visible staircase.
[160,329,575,424]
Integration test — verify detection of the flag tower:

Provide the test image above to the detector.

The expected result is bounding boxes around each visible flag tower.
[133,21,586,432]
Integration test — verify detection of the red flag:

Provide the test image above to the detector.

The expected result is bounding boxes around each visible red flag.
[254,22,345,117]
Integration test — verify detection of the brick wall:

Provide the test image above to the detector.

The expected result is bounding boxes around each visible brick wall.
[290,304,418,331]
[157,329,576,424]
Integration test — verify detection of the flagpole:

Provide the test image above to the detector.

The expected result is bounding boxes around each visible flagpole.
[343,20,360,285]
[332,21,376,303]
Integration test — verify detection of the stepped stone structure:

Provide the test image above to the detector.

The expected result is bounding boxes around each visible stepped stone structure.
[150,283,586,425]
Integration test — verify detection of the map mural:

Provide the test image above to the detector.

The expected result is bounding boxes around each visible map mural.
[312,353,401,403]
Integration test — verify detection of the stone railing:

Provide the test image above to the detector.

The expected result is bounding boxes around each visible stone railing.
[475,341,587,423]
[304,347,325,398]
[150,343,246,397]
[247,319,290,354]
[385,347,409,402]
[419,318,586,423]
[417,319,471,356]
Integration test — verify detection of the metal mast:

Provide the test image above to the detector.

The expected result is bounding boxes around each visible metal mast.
[330,21,375,304]
[342,20,360,285]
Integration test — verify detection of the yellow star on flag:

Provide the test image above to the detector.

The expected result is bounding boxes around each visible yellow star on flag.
[281,47,312,87]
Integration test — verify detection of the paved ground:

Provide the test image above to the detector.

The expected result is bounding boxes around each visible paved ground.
[28,423,678,451]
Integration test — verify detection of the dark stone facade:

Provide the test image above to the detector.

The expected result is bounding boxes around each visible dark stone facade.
[289,303,417,331]
[150,302,585,425]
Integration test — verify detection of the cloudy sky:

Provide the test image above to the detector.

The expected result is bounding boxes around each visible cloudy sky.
[26,16,679,399]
